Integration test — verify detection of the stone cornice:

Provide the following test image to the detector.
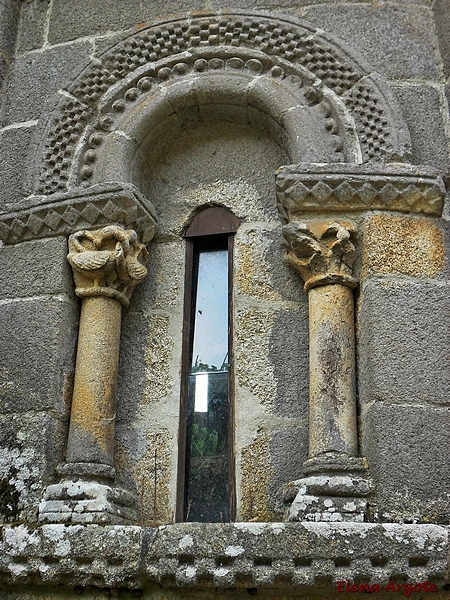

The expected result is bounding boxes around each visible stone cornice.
[0,523,447,590]
[276,163,446,218]
[0,183,158,245]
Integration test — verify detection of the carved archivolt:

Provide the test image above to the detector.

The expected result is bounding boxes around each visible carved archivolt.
[35,12,412,195]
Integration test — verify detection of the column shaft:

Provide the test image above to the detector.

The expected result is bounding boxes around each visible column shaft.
[66,296,122,467]
[308,284,357,457]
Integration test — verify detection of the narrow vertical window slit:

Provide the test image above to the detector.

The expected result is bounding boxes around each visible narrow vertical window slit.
[177,207,239,523]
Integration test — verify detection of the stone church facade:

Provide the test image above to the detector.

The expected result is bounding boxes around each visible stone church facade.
[0,0,449,598]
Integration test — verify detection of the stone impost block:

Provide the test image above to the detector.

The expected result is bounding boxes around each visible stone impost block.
[276,163,446,218]
[0,182,158,245]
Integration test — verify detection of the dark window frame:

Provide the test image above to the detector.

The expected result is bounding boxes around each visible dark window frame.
[176,207,239,522]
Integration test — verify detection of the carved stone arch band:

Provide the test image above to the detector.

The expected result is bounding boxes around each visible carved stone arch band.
[33,11,413,197]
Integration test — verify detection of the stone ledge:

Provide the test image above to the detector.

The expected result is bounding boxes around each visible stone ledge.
[0,182,158,245]
[0,523,448,590]
[276,163,446,218]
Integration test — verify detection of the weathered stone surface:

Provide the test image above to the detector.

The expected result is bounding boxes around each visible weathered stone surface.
[270,307,309,419]
[0,0,19,95]
[394,84,450,172]
[303,4,439,81]
[0,298,78,415]
[16,0,49,53]
[48,0,195,44]
[0,236,74,300]
[288,484,369,523]
[358,280,450,406]
[362,215,446,279]
[235,307,277,408]
[361,403,450,524]
[146,122,286,236]
[0,183,158,245]
[432,0,450,80]
[269,427,308,506]
[0,523,143,587]
[39,480,138,525]
[3,42,91,126]
[0,125,35,210]
[0,412,67,524]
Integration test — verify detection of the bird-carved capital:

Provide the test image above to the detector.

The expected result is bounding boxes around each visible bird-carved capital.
[282,220,358,291]
[67,225,148,306]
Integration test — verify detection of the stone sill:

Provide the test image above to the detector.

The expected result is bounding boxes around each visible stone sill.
[0,522,448,591]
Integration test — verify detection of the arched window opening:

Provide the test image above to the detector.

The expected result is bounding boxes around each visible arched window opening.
[177,207,240,523]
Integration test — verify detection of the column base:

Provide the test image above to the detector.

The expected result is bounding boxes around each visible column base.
[283,453,373,523]
[39,464,137,525]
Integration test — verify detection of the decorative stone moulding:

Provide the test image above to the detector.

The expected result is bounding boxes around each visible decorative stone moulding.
[32,11,412,196]
[277,163,446,219]
[0,523,448,590]
[0,182,157,245]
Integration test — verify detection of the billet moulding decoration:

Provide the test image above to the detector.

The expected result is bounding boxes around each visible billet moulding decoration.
[282,219,372,522]
[39,225,150,525]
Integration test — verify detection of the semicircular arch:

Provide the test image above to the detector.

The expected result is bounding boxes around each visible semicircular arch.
[34,11,411,196]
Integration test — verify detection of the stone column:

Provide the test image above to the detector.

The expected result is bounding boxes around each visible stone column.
[282,220,372,522]
[39,225,148,524]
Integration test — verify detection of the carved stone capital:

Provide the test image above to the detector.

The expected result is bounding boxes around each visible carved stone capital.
[68,225,148,306]
[282,220,357,291]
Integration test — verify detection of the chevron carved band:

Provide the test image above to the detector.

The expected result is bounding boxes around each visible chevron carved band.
[276,163,445,219]
[0,183,158,245]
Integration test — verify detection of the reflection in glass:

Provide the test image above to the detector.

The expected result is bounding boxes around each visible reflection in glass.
[184,248,230,522]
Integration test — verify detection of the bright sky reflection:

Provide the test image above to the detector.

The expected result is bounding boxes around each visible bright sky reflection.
[191,249,228,371]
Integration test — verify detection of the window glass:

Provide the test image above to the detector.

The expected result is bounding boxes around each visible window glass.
[184,246,230,522]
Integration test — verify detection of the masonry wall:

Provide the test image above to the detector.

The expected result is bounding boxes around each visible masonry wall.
[0,1,449,598]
